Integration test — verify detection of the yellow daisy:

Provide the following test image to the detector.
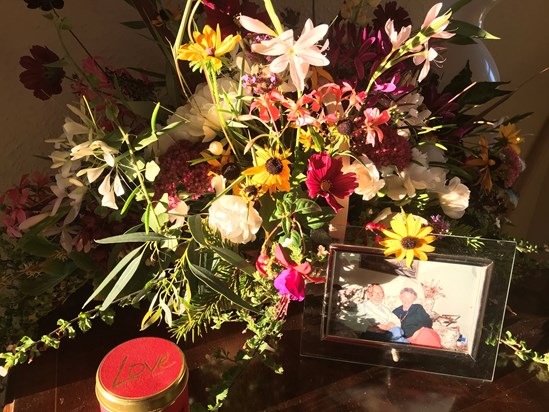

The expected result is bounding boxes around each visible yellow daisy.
[177,25,241,71]
[379,212,436,268]
[498,123,524,154]
[242,147,291,194]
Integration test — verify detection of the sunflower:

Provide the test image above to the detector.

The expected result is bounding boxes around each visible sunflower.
[242,146,291,194]
[379,212,436,267]
[497,123,524,154]
[177,24,241,72]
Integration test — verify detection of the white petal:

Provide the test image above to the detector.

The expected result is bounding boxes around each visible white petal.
[238,16,277,36]
[269,54,290,73]
[295,21,328,49]
[113,174,125,196]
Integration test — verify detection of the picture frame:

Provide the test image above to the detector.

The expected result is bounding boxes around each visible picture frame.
[300,233,516,381]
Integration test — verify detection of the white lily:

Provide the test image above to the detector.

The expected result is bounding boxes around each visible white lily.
[239,16,329,91]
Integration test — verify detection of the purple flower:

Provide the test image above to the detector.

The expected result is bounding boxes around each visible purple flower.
[19,45,65,100]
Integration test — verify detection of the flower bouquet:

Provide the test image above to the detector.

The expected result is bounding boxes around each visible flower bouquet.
[1,0,548,406]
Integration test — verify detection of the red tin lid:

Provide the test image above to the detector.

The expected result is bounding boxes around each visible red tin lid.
[96,337,187,412]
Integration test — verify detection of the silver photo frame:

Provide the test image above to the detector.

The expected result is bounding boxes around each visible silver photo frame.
[301,233,516,381]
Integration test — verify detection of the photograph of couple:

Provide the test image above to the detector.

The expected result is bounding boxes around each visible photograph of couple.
[325,249,492,355]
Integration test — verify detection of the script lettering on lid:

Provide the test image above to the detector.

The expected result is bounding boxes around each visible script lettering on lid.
[111,352,172,388]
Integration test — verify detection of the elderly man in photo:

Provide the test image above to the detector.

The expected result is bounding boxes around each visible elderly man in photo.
[357,283,407,343]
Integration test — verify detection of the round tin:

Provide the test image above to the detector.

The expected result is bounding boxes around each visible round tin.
[96,337,189,412]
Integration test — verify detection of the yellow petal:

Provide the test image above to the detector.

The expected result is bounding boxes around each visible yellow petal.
[390,214,407,237]
[407,214,421,236]
[381,229,402,240]
[416,226,433,239]
[405,250,414,267]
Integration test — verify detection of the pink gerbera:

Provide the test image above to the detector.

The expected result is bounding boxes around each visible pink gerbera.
[306,152,357,212]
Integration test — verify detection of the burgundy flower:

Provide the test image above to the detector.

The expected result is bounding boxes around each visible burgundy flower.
[19,45,65,100]
[24,0,64,11]
[306,152,358,212]
[153,140,215,207]
[353,125,412,171]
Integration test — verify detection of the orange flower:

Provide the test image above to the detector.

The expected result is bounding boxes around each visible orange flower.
[177,25,240,71]
[464,137,495,192]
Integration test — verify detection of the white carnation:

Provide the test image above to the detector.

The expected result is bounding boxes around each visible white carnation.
[208,195,262,244]
[437,177,470,219]
[343,156,384,201]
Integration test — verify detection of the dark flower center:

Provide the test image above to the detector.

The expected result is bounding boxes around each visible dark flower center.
[221,162,241,180]
[320,180,332,192]
[336,118,354,136]
[265,158,284,175]
[243,185,259,200]
[401,236,419,250]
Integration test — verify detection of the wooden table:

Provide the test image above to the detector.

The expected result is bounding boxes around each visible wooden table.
[3,270,549,412]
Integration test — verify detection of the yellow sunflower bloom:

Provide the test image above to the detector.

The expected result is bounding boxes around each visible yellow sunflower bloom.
[242,147,291,194]
[498,123,524,154]
[177,25,241,71]
[379,212,436,268]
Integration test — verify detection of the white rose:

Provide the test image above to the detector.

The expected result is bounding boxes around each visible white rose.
[384,173,416,201]
[165,78,239,145]
[343,156,385,201]
[406,148,447,191]
[208,195,262,244]
[437,177,470,219]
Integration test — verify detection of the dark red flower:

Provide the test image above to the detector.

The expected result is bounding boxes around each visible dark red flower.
[306,152,358,212]
[24,0,64,11]
[352,125,412,171]
[153,140,215,206]
[19,45,65,100]
[372,1,412,32]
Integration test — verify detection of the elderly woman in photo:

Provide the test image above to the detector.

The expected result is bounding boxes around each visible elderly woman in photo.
[393,287,442,348]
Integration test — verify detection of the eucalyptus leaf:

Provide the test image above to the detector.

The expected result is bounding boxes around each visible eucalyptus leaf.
[95,232,170,244]
[186,243,257,313]
[448,20,500,40]
[83,244,146,308]
[101,247,146,310]
[187,214,207,246]
[210,246,256,275]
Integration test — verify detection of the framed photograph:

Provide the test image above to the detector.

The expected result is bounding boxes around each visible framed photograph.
[301,234,516,381]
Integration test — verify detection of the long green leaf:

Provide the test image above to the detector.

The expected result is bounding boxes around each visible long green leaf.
[101,247,146,310]
[186,243,257,313]
[187,214,207,246]
[83,244,146,308]
[210,246,255,275]
[95,232,170,244]
[187,260,258,313]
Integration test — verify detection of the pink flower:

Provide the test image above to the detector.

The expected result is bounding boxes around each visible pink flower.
[361,108,391,145]
[306,153,357,212]
[421,3,454,40]
[273,244,311,301]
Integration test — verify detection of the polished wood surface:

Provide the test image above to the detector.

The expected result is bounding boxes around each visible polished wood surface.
[3,270,548,412]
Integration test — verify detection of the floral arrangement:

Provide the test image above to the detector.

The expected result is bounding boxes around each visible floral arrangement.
[2,0,548,406]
